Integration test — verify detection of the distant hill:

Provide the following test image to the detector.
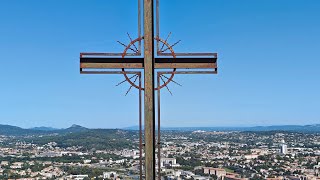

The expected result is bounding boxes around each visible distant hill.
[0,124,43,136]
[0,124,135,150]
[1,124,320,136]
[30,126,60,131]
[0,124,89,136]
[60,124,89,133]
[124,124,320,132]
[27,129,135,150]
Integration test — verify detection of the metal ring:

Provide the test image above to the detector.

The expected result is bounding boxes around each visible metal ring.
[121,36,176,90]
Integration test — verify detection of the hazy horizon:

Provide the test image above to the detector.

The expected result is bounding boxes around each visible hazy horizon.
[1,122,320,130]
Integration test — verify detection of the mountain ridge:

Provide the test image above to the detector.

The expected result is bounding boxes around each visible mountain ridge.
[0,124,89,136]
[30,126,60,131]
[1,124,320,136]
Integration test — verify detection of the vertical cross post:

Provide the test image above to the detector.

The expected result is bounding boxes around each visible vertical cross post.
[79,1,218,179]
[144,0,155,179]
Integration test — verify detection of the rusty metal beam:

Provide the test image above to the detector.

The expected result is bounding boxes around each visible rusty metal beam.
[155,63,217,69]
[80,52,218,58]
[80,52,141,57]
[80,71,141,74]
[144,0,155,179]
[81,63,217,69]
[157,73,161,180]
[138,0,141,52]
[80,70,217,75]
[80,57,217,69]
[158,52,217,57]
[156,58,217,63]
[138,73,143,180]
[80,63,143,69]
[80,57,216,63]
[80,57,143,63]
[156,0,160,52]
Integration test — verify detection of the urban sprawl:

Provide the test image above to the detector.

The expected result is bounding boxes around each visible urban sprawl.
[0,130,320,180]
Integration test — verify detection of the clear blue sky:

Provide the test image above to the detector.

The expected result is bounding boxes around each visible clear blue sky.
[0,0,319,128]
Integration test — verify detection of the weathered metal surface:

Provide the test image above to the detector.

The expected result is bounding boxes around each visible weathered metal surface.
[144,0,155,180]
[138,0,141,52]
[155,62,217,69]
[119,36,177,92]
[80,52,140,57]
[80,70,217,75]
[81,57,216,63]
[81,63,216,69]
[138,73,143,180]
[80,71,141,74]
[81,56,216,69]
[156,0,160,52]
[157,73,161,180]
[80,63,143,69]
[158,52,218,57]
[80,57,144,63]
[156,58,216,63]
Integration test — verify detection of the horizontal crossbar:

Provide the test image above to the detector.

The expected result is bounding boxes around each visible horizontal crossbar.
[80,57,217,69]
[158,52,218,58]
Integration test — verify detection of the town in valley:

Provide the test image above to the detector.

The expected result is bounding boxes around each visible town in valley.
[0,125,320,180]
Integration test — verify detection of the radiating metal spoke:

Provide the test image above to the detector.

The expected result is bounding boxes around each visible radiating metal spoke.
[117,41,138,53]
[160,75,173,96]
[116,74,138,86]
[161,74,182,87]
[125,75,139,96]
[159,32,172,52]
[161,40,181,53]
[127,32,139,53]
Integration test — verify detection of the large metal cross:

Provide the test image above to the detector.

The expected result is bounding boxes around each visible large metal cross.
[79,0,218,179]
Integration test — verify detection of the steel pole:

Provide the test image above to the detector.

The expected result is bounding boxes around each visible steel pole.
[138,0,141,52]
[139,73,143,180]
[156,0,160,52]
[144,0,155,179]
[157,73,161,180]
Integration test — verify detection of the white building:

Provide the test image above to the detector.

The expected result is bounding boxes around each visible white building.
[1,161,9,166]
[83,159,91,164]
[10,162,24,169]
[115,159,125,164]
[203,167,227,179]
[103,171,118,179]
[121,149,140,159]
[243,154,259,160]
[280,144,288,154]
[159,158,180,168]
